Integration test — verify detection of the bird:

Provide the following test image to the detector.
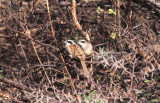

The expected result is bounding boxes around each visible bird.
[64,40,90,78]
[77,39,94,56]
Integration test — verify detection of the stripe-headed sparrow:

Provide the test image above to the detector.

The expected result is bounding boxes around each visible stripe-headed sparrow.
[64,40,90,78]
[77,39,94,56]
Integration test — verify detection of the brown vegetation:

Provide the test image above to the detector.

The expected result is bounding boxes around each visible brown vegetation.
[0,0,160,102]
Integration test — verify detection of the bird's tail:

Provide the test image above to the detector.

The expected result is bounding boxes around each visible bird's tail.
[80,60,90,78]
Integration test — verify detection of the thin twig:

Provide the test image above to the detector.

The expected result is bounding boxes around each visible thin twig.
[0,78,32,92]
[25,28,52,85]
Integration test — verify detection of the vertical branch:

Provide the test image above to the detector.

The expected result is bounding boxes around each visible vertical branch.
[117,0,123,53]
[117,0,121,37]
[71,0,90,41]
[71,0,82,31]
[60,54,81,103]
[125,1,136,101]
[46,0,55,38]
[126,0,133,38]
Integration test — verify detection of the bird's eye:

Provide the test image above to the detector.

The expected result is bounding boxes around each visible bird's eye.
[80,40,86,43]
[67,41,73,44]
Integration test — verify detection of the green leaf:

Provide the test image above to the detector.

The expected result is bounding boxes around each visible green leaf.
[151,99,158,102]
[108,9,116,15]
[86,0,90,3]
[117,75,120,79]
[90,90,96,94]
[0,70,4,73]
[97,76,102,82]
[96,6,101,14]
[111,32,116,39]
[142,89,146,93]
[144,80,150,83]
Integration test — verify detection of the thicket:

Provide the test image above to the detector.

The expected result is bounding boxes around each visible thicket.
[0,0,160,102]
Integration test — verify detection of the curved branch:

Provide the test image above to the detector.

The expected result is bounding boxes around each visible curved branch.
[71,0,90,41]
